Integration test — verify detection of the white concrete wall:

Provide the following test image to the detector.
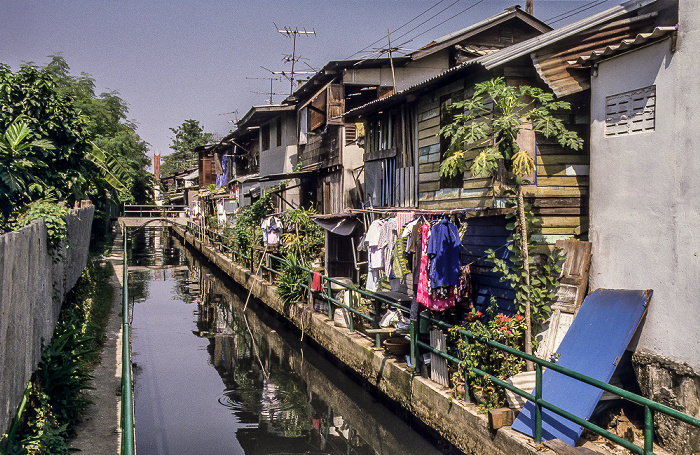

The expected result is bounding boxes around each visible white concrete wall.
[259,114,298,177]
[589,1,700,372]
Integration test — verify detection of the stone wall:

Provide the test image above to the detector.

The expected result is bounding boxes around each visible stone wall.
[0,206,94,434]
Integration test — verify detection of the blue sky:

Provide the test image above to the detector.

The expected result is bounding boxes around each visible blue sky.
[2,1,620,162]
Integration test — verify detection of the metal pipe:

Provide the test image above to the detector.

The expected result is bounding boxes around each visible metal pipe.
[121,228,135,454]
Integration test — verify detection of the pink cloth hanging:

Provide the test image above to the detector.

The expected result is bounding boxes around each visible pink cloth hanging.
[416,223,455,311]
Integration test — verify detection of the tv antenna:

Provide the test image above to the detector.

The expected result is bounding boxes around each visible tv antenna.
[273,23,316,95]
[220,109,239,123]
[246,76,282,105]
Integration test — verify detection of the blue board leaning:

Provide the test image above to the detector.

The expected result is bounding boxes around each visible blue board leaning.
[511,289,652,446]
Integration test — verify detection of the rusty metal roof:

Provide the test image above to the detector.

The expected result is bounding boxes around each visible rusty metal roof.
[568,25,677,65]
[343,0,673,118]
[529,10,675,96]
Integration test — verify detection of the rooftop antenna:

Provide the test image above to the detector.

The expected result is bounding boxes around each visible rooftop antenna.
[246,76,281,105]
[220,109,239,123]
[387,29,397,90]
[274,23,316,95]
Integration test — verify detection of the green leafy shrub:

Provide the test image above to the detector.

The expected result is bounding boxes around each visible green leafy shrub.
[276,253,308,304]
[449,302,528,412]
[12,200,69,251]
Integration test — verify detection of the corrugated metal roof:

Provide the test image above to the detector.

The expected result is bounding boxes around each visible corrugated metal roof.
[569,25,676,65]
[412,6,551,60]
[477,0,659,70]
[343,0,665,116]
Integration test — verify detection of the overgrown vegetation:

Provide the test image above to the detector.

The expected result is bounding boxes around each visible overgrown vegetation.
[161,119,215,176]
[275,206,324,304]
[449,302,528,412]
[0,55,153,234]
[2,260,115,454]
[440,77,581,363]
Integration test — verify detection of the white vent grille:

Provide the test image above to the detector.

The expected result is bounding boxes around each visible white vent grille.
[605,85,656,136]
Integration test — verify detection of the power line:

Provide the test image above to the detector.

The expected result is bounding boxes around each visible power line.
[545,0,612,26]
[344,0,455,60]
[393,0,487,47]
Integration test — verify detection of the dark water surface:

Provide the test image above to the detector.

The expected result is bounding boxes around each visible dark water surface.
[128,228,456,455]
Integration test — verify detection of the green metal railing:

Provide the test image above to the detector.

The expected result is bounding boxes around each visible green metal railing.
[183,221,700,455]
[121,229,135,454]
[122,204,187,218]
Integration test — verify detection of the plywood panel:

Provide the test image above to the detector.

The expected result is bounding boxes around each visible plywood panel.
[537,155,589,166]
[512,289,651,447]
[537,176,589,187]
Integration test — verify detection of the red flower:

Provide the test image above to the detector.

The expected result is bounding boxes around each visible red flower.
[515,315,524,321]
[500,326,507,331]
[467,313,475,322]
[477,312,483,317]
[507,330,512,336]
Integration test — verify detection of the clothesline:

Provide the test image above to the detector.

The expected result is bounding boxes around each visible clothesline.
[462,241,512,267]
[349,207,491,216]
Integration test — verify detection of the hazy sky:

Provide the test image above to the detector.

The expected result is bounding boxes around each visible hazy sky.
[2,1,620,162]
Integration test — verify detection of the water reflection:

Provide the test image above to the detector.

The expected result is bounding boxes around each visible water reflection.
[129,228,451,455]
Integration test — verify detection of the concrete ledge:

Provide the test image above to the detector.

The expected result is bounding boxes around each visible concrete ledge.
[172,225,543,455]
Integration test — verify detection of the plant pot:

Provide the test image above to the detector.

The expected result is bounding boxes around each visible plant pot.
[383,337,410,356]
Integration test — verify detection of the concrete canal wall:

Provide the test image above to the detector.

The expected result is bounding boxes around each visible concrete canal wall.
[0,206,94,434]
[172,225,542,455]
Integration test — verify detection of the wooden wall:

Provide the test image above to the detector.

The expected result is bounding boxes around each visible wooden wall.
[416,77,590,243]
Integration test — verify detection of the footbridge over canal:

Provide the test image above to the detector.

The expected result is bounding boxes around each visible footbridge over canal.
[118,204,188,228]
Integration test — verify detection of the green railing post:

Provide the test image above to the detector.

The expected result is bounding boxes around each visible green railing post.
[348,290,355,333]
[644,405,654,454]
[462,333,471,403]
[410,320,417,372]
[535,363,543,444]
[121,228,135,454]
[326,279,333,320]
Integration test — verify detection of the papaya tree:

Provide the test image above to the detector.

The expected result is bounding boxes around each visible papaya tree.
[439,77,583,368]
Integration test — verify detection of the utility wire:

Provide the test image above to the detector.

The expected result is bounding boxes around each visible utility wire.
[344,0,455,60]
[545,0,613,26]
[394,0,487,46]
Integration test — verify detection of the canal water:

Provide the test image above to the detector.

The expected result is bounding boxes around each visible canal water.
[127,228,461,455]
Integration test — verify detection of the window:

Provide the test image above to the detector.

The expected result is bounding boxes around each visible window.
[276,117,282,147]
[605,85,655,136]
[261,124,270,150]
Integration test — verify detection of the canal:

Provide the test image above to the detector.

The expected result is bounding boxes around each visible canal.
[126,227,462,455]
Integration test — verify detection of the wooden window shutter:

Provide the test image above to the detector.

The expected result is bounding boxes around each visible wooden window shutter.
[309,90,327,131]
[327,84,345,125]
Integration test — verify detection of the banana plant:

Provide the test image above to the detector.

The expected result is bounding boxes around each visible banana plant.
[85,140,132,196]
[440,77,583,369]
[0,117,54,222]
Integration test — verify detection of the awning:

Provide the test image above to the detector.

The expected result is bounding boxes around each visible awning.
[181,170,199,180]
[312,216,360,236]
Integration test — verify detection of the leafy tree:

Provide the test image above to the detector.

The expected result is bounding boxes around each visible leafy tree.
[44,55,153,205]
[440,77,582,367]
[0,62,93,226]
[161,119,214,176]
[0,117,55,221]
[0,56,153,231]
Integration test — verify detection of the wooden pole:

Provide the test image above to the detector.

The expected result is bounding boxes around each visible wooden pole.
[518,185,534,371]
[387,29,397,91]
